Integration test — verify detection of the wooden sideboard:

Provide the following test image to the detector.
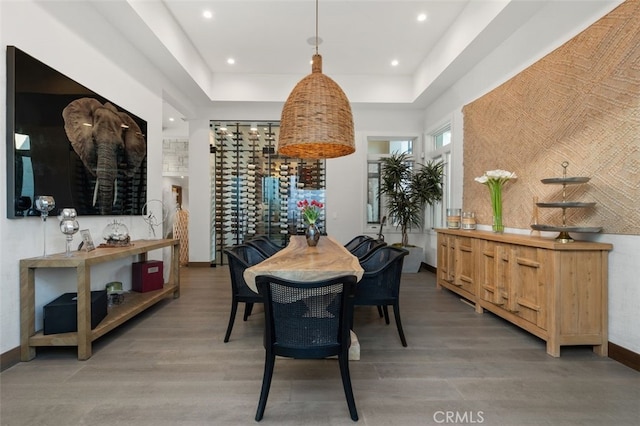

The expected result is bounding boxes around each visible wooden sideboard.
[436,229,612,357]
[20,239,180,361]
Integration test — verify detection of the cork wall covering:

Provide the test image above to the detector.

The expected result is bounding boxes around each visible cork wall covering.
[462,0,640,235]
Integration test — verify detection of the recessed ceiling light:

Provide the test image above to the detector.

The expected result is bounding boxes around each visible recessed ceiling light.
[391,59,399,67]
[227,58,235,65]
[417,13,427,22]
[203,10,213,19]
[169,117,175,122]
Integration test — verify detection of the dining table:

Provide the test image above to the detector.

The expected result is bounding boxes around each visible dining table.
[243,235,364,292]
[244,235,364,360]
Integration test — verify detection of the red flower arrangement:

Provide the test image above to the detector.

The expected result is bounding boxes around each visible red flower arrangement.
[297,199,323,224]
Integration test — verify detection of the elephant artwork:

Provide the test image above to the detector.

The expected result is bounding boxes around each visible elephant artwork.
[62,97,147,215]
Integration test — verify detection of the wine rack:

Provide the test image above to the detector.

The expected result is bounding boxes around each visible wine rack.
[212,122,326,264]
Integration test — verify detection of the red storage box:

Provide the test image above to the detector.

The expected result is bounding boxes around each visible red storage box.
[132,260,164,292]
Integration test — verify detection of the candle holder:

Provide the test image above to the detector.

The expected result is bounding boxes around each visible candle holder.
[59,208,80,257]
[34,195,56,256]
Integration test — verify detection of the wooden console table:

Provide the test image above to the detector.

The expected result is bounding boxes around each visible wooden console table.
[20,239,180,361]
[436,229,612,357]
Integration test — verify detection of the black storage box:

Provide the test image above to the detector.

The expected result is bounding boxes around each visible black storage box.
[43,290,108,335]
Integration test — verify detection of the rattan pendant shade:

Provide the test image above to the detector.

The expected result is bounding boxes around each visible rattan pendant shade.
[277,54,355,159]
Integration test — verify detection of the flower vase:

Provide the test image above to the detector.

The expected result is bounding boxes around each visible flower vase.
[305,223,320,247]
[490,184,504,233]
[492,215,504,233]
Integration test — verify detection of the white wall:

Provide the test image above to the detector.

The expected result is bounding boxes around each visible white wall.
[421,0,639,353]
[0,1,174,353]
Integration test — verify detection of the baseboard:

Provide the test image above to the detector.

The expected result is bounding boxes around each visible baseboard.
[188,262,213,267]
[421,262,436,274]
[608,342,640,372]
[1,346,21,372]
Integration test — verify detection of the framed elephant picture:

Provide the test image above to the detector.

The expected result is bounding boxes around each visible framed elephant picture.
[6,46,148,219]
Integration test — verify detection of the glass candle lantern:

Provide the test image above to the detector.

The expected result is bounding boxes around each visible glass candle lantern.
[446,208,461,229]
[462,211,477,230]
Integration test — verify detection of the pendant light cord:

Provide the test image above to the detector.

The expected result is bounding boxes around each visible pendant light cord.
[315,0,319,55]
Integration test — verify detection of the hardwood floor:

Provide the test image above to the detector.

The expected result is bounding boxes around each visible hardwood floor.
[1,266,638,425]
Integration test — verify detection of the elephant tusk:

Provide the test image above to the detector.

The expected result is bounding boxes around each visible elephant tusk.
[113,178,118,205]
[92,180,99,207]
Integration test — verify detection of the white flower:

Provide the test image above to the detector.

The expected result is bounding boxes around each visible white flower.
[486,169,517,180]
[475,169,517,184]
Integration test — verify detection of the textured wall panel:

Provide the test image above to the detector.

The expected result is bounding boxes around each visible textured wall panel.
[462,0,640,235]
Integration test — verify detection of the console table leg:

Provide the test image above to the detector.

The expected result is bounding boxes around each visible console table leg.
[171,242,180,298]
[20,266,36,361]
[76,264,92,360]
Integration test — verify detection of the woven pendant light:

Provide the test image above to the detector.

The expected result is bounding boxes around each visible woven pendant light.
[277,1,355,159]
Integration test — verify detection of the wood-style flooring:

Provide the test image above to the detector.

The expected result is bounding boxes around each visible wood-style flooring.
[1,266,638,425]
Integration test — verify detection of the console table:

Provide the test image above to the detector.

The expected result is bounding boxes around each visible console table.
[20,239,180,361]
[436,229,612,357]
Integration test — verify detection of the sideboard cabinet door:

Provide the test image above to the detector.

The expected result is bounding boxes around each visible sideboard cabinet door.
[437,233,477,300]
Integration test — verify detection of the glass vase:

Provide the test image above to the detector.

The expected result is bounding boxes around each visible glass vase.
[492,215,504,233]
[489,183,504,233]
[305,223,320,247]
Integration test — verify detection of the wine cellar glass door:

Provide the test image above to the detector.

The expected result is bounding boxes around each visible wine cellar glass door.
[212,122,326,265]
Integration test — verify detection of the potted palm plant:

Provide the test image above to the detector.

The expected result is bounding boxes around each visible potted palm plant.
[379,152,444,272]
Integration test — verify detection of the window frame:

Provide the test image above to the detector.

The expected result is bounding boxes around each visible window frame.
[424,122,452,231]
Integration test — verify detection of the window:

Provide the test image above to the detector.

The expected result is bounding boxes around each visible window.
[434,127,451,148]
[426,125,452,229]
[367,161,381,224]
[366,137,414,227]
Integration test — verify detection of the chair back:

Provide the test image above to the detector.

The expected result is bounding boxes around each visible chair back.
[349,239,387,260]
[344,235,373,252]
[246,238,281,257]
[224,244,267,297]
[255,275,357,359]
[355,246,408,303]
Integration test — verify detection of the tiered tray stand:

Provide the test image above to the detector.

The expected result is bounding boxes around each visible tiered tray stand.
[531,161,601,242]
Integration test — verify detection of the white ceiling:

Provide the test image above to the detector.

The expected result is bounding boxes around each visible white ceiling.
[60,1,569,134]
[162,0,470,77]
[157,0,468,134]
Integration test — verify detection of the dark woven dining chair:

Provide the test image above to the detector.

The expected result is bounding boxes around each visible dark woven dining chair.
[353,246,409,346]
[343,235,373,252]
[222,244,268,343]
[348,238,387,261]
[254,274,359,422]
[246,237,282,257]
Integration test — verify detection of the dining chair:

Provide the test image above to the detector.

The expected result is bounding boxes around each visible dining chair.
[348,238,387,261]
[222,244,268,343]
[254,274,359,422]
[353,246,409,346]
[246,237,282,257]
[343,235,373,252]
